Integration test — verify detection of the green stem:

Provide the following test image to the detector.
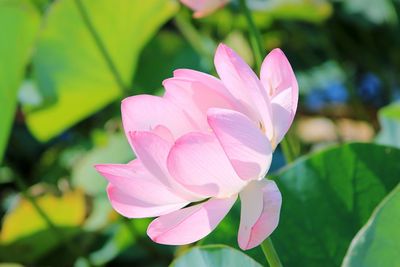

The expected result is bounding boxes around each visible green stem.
[280,131,296,163]
[13,176,94,267]
[174,12,214,70]
[238,0,263,70]
[74,0,128,92]
[261,238,283,267]
[174,13,208,58]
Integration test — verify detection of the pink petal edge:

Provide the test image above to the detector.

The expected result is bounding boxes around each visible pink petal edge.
[147,194,237,245]
[106,184,188,218]
[238,179,282,250]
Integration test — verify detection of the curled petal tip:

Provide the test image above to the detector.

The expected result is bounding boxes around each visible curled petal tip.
[216,43,232,54]
[161,78,171,87]
[270,47,284,54]
[93,164,105,173]
[217,42,227,49]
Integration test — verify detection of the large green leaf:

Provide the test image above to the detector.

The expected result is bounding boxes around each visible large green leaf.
[342,184,400,267]
[272,143,400,267]
[0,0,40,162]
[203,143,400,266]
[376,103,400,148]
[25,0,178,141]
[170,245,262,267]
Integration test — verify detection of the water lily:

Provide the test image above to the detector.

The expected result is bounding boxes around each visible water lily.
[95,44,298,250]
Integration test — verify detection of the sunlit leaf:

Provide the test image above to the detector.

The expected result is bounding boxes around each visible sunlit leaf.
[0,0,40,162]
[1,189,86,243]
[342,184,400,267]
[200,0,332,35]
[25,0,179,141]
[170,245,262,267]
[0,264,23,267]
[254,0,333,24]
[376,103,400,148]
[0,189,86,263]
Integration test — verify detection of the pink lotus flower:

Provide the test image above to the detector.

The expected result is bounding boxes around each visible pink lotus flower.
[180,0,229,18]
[95,44,298,250]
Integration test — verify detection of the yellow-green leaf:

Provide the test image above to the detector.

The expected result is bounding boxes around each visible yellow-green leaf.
[1,189,86,243]
[0,0,40,162]
[0,189,86,263]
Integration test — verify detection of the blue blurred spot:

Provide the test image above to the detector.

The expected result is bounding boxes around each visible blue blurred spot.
[358,73,383,105]
[324,82,348,103]
[306,89,326,111]
[59,131,73,142]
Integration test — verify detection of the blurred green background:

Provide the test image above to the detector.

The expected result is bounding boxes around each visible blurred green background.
[1,0,400,266]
